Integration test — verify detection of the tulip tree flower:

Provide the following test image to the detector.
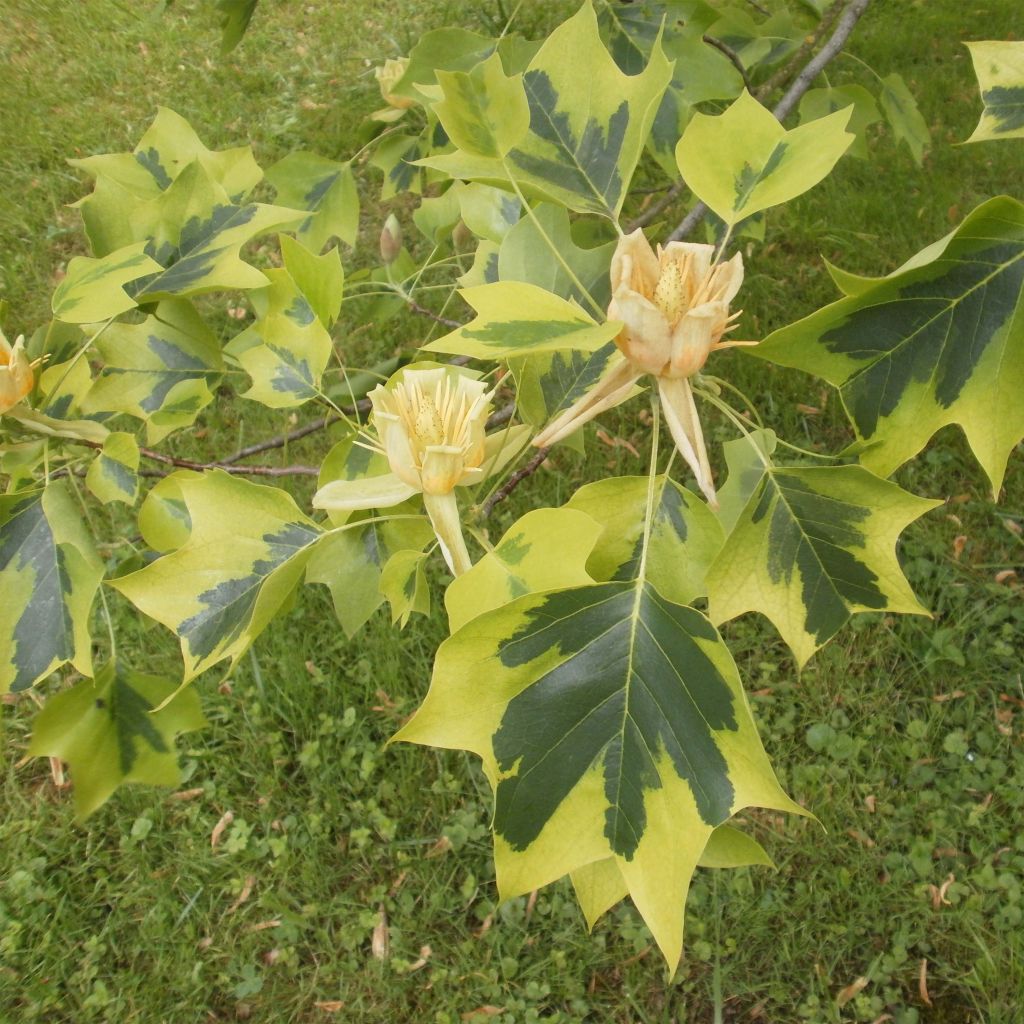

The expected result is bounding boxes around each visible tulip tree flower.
[314,365,526,576]
[371,58,415,122]
[0,333,36,416]
[534,228,754,506]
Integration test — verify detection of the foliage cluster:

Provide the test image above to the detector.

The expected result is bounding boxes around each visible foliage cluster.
[1,0,1022,1019]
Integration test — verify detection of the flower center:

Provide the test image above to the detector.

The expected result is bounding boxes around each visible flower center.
[413,394,446,447]
[652,258,688,326]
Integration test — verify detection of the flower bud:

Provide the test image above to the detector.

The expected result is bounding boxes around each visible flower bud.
[375,58,414,110]
[379,213,403,265]
[0,333,35,415]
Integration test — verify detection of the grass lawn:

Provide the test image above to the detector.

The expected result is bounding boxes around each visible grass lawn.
[1,1,1022,1021]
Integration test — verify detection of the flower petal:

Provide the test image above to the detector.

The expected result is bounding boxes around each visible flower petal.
[533,358,642,448]
[313,473,419,511]
[610,290,674,375]
[611,228,660,297]
[480,423,532,480]
[421,446,465,495]
[658,376,717,508]
[423,491,473,576]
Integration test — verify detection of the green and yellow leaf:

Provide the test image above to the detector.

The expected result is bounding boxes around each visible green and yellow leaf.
[85,432,140,506]
[753,196,1024,493]
[397,577,800,968]
[111,472,323,681]
[225,266,333,408]
[965,41,1024,143]
[379,549,431,627]
[51,243,164,323]
[267,152,360,251]
[675,90,853,228]
[0,483,104,693]
[28,661,206,820]
[706,464,938,667]
[445,507,602,633]
[82,299,223,444]
[425,282,621,359]
[70,106,262,255]
[434,53,530,158]
[571,822,772,929]
[421,1,672,219]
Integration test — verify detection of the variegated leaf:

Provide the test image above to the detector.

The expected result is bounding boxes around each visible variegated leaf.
[706,464,938,667]
[266,152,360,251]
[753,196,1024,494]
[397,577,800,968]
[85,433,140,506]
[82,299,222,444]
[572,823,772,929]
[51,243,163,323]
[28,661,206,819]
[0,484,104,693]
[225,266,333,408]
[425,282,621,359]
[676,90,853,228]
[445,507,603,633]
[70,106,262,255]
[566,474,725,606]
[421,1,672,220]
[111,472,323,681]
[965,41,1024,143]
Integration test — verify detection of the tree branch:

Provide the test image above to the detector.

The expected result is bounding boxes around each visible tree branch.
[481,447,550,517]
[627,179,688,233]
[703,35,753,93]
[667,0,873,243]
[754,0,845,103]
[406,297,464,330]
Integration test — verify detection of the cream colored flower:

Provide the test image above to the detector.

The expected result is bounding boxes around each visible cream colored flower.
[609,229,743,379]
[534,229,754,507]
[375,58,414,110]
[314,364,528,575]
[0,333,35,416]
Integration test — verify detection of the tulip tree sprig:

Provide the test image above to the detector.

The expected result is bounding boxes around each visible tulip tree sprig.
[4,0,1022,978]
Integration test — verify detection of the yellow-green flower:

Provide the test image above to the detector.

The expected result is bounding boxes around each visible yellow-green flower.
[0,333,35,415]
[371,58,415,122]
[314,364,527,575]
[534,229,753,506]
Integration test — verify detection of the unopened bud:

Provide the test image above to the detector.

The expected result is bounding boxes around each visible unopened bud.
[379,214,402,264]
[451,219,473,251]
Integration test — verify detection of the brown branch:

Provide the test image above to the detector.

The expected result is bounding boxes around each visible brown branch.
[744,0,770,15]
[667,0,872,243]
[481,447,550,517]
[136,445,319,476]
[755,0,845,103]
[770,0,871,122]
[626,179,687,233]
[703,35,753,93]
[406,297,464,330]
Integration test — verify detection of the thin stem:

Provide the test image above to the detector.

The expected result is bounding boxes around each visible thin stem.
[502,159,606,319]
[37,317,114,406]
[712,872,724,1024]
[635,397,661,588]
[703,35,752,93]
[701,375,765,429]
[481,446,549,518]
[693,385,771,468]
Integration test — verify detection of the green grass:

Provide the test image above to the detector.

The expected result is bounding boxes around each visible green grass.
[2,0,1024,1022]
